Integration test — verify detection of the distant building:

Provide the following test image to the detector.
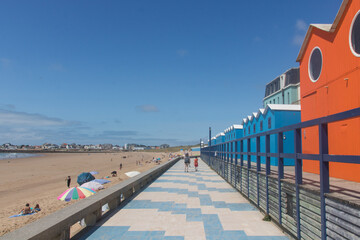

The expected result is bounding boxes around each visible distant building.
[1,143,17,150]
[263,68,300,107]
[42,143,59,150]
[160,144,170,149]
[101,144,113,150]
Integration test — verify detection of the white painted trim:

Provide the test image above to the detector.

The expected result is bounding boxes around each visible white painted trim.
[349,10,360,57]
[308,46,323,82]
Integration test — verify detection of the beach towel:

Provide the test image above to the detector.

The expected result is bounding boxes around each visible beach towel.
[9,212,36,218]
[92,179,110,184]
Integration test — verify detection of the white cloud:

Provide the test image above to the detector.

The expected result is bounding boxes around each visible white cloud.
[253,36,262,43]
[0,109,71,126]
[0,58,11,68]
[177,49,188,57]
[293,19,307,46]
[49,63,64,71]
[295,19,307,32]
[293,34,305,46]
[136,105,159,113]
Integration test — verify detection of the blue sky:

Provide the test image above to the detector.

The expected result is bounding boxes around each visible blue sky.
[0,0,342,146]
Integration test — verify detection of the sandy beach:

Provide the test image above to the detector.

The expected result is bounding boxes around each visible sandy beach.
[0,152,168,236]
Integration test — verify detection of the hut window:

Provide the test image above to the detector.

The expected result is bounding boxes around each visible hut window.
[288,92,290,104]
[308,47,322,82]
[253,125,256,133]
[260,121,263,131]
[350,10,360,56]
[268,118,272,129]
[248,126,250,134]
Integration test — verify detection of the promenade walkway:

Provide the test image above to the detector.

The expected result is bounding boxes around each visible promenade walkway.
[78,159,289,240]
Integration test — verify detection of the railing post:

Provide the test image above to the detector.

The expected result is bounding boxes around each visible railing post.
[223,143,225,177]
[256,136,260,207]
[240,139,243,192]
[247,138,251,197]
[231,141,234,184]
[235,141,238,189]
[319,123,329,240]
[265,134,270,214]
[235,141,238,165]
[295,128,302,240]
[277,132,283,225]
[231,141,234,164]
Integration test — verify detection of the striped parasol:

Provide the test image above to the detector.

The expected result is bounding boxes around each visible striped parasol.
[57,187,96,202]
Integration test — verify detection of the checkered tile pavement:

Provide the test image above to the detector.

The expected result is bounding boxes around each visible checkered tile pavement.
[79,159,289,240]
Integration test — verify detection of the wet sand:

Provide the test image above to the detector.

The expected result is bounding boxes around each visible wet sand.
[0,152,168,236]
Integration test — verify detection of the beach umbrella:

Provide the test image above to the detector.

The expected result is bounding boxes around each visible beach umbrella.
[77,172,95,185]
[92,179,111,184]
[89,171,99,175]
[125,171,141,178]
[57,187,96,202]
[81,181,104,191]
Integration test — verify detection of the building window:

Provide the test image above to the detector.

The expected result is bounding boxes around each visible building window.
[253,125,256,133]
[308,47,322,82]
[288,92,290,104]
[260,121,263,131]
[268,118,272,129]
[278,97,279,104]
[248,126,250,134]
[350,10,360,56]
[244,129,246,135]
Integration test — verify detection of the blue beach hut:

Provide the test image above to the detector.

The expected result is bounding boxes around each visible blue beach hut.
[241,104,300,166]
[261,104,301,166]
[229,124,243,162]
[211,137,217,146]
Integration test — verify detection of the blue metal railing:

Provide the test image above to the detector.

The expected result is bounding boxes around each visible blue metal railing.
[200,107,360,240]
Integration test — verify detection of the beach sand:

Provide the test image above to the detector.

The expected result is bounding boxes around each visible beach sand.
[0,152,168,236]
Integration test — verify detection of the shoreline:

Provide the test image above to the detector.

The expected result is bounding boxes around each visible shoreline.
[0,153,43,160]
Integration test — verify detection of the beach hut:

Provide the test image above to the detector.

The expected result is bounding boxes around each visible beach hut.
[229,124,243,162]
[215,132,225,159]
[242,104,301,166]
[211,137,217,146]
[296,0,360,182]
[261,104,301,166]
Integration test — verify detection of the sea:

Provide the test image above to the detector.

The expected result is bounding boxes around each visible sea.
[0,152,41,160]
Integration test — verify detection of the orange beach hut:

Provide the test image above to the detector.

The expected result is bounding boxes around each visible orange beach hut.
[296,0,360,182]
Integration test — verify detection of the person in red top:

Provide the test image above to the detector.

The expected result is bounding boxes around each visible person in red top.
[194,158,198,171]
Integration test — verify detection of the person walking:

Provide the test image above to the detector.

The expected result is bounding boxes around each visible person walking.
[194,158,199,171]
[66,176,71,188]
[184,151,190,172]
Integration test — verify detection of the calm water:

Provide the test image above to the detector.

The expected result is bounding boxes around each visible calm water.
[0,152,41,160]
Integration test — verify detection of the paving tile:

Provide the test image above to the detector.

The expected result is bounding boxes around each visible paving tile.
[79,159,289,240]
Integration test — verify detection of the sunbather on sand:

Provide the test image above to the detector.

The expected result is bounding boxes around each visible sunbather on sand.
[33,204,41,212]
[21,203,32,214]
